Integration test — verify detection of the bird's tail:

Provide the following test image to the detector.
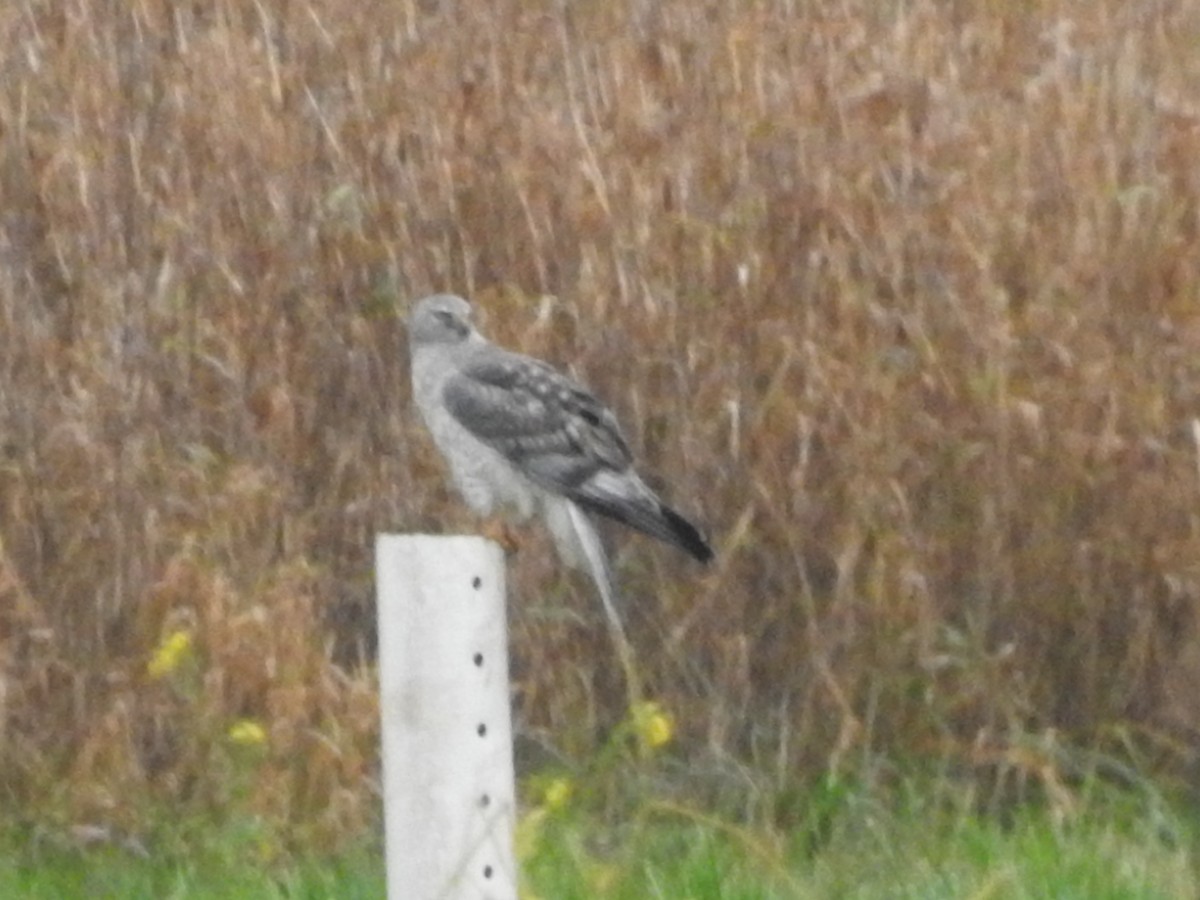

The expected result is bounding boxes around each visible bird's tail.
[559,501,644,710]
[573,471,714,564]
[542,496,629,637]
[562,502,627,645]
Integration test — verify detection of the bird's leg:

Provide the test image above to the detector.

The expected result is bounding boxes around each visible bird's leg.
[480,518,522,555]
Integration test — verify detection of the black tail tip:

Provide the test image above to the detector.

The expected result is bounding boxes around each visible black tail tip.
[691,539,716,564]
[664,506,715,564]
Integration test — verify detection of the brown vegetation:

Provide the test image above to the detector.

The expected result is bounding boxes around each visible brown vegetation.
[2,0,1200,846]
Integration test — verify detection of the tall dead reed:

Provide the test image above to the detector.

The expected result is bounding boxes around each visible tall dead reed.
[1,0,1199,844]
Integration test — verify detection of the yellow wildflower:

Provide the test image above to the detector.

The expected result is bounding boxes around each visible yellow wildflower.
[147,630,192,679]
[542,777,572,812]
[632,700,674,750]
[515,807,547,862]
[227,719,268,747]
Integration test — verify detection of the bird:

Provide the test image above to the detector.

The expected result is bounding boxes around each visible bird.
[407,293,713,639]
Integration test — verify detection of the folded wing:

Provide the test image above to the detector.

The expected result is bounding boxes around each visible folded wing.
[442,349,713,563]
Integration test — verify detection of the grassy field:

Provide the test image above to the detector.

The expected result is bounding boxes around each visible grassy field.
[1,777,1193,899]
[3,0,1200,881]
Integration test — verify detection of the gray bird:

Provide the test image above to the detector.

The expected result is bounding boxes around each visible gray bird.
[407,294,713,634]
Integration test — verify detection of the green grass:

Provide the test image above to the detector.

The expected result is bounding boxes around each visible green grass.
[0,809,384,900]
[3,780,1191,899]
[523,790,1197,899]
[800,803,1196,899]
[0,851,381,900]
[0,833,384,900]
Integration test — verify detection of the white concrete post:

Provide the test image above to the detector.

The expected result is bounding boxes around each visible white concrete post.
[375,535,517,900]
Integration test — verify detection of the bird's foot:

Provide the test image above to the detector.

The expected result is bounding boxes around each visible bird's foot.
[481,518,521,555]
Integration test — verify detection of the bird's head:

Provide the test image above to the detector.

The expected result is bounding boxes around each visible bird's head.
[408,294,477,349]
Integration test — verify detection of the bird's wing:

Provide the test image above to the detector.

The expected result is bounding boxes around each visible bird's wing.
[441,347,633,492]
[443,344,713,563]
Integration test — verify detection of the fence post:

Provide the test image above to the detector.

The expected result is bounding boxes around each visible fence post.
[375,534,517,900]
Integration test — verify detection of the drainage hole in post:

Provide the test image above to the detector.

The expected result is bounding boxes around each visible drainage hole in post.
[480,793,491,808]
[483,865,493,879]
[472,576,482,589]
[477,722,487,737]
[473,652,484,667]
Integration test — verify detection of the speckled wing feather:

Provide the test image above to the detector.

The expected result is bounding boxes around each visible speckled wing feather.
[442,351,630,485]
[442,347,713,563]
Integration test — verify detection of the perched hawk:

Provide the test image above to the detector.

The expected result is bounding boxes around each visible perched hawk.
[407,294,713,632]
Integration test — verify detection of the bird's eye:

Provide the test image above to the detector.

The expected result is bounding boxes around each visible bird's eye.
[435,309,454,325]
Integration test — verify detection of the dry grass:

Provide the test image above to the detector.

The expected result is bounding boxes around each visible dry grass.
[3,0,1200,845]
